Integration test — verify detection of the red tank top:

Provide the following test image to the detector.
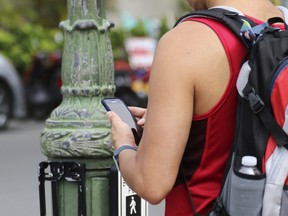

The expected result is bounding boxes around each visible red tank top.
[165,17,247,215]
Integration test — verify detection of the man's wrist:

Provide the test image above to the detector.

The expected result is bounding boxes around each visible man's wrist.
[113,145,138,171]
[113,145,138,160]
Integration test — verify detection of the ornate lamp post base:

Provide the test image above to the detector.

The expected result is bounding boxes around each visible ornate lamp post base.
[39,0,115,215]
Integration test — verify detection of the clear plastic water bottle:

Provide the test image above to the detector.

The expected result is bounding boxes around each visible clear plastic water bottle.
[238,156,261,175]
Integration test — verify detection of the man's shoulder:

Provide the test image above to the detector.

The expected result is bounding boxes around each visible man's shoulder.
[157,20,226,68]
[153,18,229,87]
[167,20,217,42]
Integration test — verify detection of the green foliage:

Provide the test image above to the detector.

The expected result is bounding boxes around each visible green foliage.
[178,0,192,13]
[0,0,65,75]
[130,20,147,37]
[110,28,128,61]
[110,20,150,61]
[0,23,63,75]
[109,15,171,61]
[30,0,67,28]
[0,0,176,71]
[271,0,281,5]
[0,22,63,74]
[157,17,170,40]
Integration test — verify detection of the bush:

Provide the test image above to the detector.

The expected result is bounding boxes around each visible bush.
[0,0,65,75]
[0,22,63,75]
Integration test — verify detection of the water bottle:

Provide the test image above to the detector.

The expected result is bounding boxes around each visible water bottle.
[238,156,261,175]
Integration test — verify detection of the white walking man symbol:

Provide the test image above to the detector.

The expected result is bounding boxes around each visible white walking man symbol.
[130,196,137,215]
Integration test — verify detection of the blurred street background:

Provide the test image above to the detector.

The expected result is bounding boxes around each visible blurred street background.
[0,1,187,215]
[0,0,287,215]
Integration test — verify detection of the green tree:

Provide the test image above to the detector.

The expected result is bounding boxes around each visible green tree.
[0,0,66,74]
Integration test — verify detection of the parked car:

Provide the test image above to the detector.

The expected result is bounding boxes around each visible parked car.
[0,53,26,129]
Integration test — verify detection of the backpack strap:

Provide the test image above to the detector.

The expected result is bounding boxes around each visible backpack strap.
[180,165,202,216]
[174,8,256,44]
[243,83,288,149]
[238,16,288,149]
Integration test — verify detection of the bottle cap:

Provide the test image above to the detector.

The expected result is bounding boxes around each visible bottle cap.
[241,156,257,166]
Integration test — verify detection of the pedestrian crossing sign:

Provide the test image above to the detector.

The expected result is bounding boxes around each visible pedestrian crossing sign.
[118,173,148,216]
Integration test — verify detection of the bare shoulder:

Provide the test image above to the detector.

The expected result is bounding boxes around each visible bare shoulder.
[164,20,219,42]
[156,21,225,82]
[160,20,223,51]
[152,20,230,115]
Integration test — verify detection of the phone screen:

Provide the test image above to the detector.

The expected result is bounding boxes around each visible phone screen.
[102,97,143,145]
[101,98,138,130]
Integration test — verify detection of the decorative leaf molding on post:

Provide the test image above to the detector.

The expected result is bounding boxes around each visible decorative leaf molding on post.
[40,0,115,158]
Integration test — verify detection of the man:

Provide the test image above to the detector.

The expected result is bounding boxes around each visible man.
[107,0,288,215]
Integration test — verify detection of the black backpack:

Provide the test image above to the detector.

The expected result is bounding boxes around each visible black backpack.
[175,8,288,216]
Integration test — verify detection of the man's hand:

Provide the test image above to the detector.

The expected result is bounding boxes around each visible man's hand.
[106,111,137,150]
[129,107,147,126]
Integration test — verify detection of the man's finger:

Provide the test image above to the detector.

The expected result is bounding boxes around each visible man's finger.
[129,107,146,117]
[106,111,122,122]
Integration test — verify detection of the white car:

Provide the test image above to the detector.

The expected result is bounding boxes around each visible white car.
[0,53,26,129]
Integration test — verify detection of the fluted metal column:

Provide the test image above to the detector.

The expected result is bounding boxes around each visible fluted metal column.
[40,0,115,215]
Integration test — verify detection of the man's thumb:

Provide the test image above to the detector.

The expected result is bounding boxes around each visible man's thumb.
[106,111,121,122]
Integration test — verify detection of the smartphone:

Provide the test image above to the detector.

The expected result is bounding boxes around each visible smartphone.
[101,97,143,145]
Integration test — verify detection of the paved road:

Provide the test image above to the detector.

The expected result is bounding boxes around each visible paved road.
[0,119,164,216]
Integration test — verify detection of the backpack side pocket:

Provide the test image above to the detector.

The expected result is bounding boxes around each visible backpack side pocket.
[220,154,266,216]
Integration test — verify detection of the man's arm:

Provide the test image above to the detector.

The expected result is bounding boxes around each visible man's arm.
[109,20,230,204]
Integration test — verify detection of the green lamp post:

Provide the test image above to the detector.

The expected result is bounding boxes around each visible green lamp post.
[39,0,115,215]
